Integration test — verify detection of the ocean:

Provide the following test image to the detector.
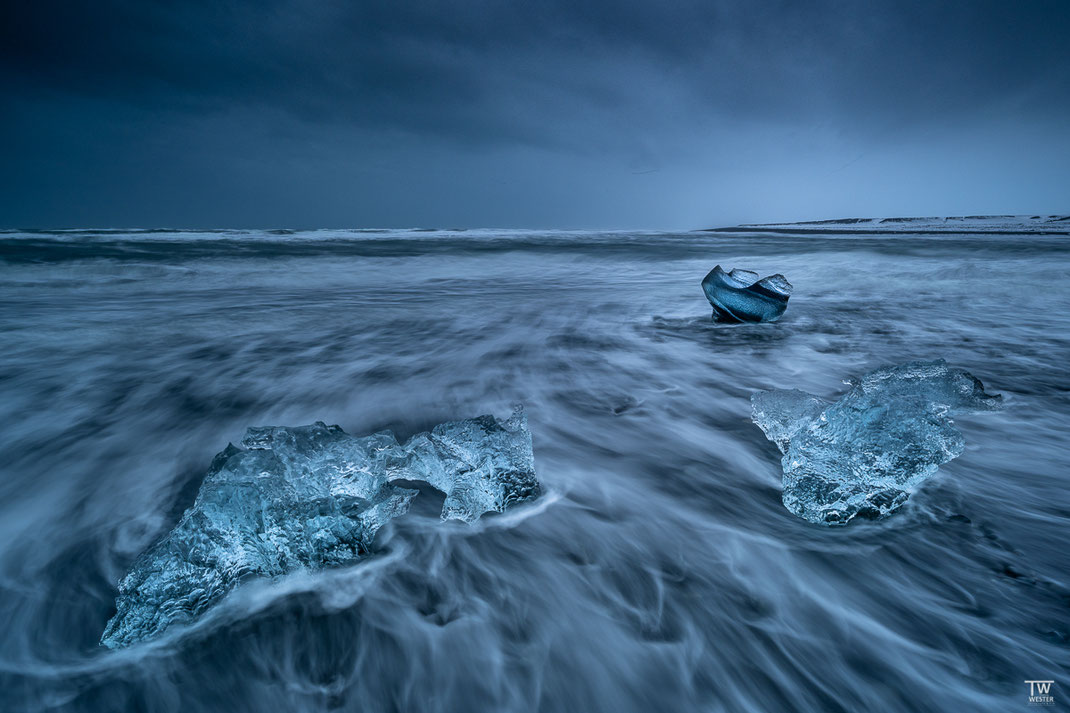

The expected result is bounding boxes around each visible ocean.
[1,228,1067,712]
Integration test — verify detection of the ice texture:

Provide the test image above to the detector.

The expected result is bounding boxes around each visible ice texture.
[101,408,539,648]
[701,265,793,323]
[751,361,1001,526]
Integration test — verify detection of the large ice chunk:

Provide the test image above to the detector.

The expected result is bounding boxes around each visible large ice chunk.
[751,361,1001,526]
[701,265,793,323]
[101,408,539,648]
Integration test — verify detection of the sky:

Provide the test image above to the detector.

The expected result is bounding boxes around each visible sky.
[1,0,1068,229]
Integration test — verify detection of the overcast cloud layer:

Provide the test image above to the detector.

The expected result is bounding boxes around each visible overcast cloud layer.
[2,0,1068,228]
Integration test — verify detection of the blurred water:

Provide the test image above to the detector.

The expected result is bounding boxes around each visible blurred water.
[0,228,1067,712]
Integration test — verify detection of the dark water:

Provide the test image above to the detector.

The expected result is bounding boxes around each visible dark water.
[1,229,1068,712]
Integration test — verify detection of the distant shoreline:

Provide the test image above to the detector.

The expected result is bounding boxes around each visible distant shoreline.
[704,226,1070,235]
[704,215,1069,235]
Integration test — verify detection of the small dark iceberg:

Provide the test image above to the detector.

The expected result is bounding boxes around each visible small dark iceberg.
[101,407,539,648]
[751,360,1002,526]
[701,265,793,323]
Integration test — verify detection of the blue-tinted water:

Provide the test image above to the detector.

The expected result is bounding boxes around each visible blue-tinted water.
[0,229,1067,712]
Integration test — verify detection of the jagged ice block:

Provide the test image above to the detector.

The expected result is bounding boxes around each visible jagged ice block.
[751,360,1001,526]
[101,407,539,648]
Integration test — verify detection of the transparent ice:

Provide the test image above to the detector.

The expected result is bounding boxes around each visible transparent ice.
[101,407,539,648]
[751,360,1001,526]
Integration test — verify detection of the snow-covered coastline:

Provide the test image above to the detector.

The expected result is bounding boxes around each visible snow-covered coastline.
[707,214,1070,234]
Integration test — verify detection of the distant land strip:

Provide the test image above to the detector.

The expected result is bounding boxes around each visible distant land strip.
[703,215,1069,235]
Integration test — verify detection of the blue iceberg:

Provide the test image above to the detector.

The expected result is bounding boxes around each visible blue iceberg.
[751,361,1001,526]
[701,265,793,323]
[101,408,539,648]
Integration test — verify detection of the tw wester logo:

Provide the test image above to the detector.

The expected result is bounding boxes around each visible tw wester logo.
[1025,680,1055,706]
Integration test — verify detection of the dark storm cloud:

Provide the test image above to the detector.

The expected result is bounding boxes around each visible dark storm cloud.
[1,1,1068,227]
